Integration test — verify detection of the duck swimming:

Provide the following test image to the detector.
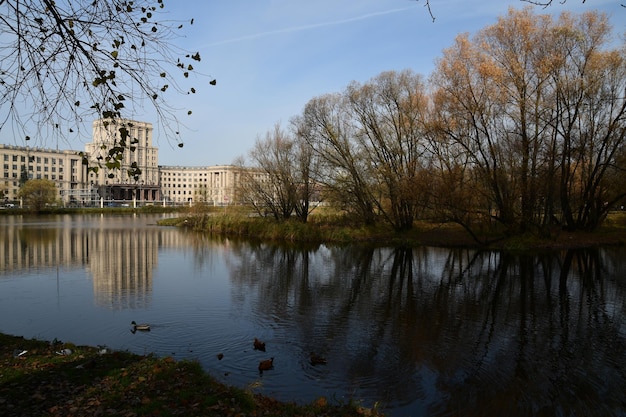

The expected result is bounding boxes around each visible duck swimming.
[258,358,274,371]
[131,321,150,332]
[253,338,266,351]
[310,352,327,366]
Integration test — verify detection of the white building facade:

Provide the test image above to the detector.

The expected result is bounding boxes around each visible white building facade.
[84,119,161,204]
[159,165,240,205]
[0,144,87,205]
[1,119,244,207]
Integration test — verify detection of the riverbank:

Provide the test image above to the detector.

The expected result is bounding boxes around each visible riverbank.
[0,333,382,417]
[163,209,626,251]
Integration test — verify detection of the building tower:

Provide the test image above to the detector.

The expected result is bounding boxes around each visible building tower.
[85,119,160,204]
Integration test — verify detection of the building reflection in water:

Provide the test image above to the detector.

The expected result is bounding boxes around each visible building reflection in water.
[87,227,158,309]
[0,215,194,310]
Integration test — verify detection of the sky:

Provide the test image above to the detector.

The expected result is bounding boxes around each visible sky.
[2,0,624,167]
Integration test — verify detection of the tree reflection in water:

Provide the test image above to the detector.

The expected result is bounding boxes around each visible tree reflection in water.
[226,243,626,417]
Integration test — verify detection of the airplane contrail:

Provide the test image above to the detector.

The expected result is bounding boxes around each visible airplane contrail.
[205,6,418,47]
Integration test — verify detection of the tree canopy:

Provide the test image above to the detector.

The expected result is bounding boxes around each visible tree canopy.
[0,0,206,178]
[18,178,58,211]
[239,8,626,239]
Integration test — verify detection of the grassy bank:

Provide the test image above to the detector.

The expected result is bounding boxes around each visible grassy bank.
[0,333,382,417]
[161,208,626,251]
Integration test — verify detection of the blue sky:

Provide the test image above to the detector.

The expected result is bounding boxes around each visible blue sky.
[2,1,624,166]
[162,0,624,166]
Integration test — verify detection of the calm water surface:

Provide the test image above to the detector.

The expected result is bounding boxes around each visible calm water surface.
[0,214,625,416]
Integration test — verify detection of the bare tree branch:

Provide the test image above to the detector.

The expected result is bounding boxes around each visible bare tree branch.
[0,0,208,177]
[415,0,436,22]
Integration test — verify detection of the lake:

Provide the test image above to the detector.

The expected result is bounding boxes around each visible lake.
[0,214,625,417]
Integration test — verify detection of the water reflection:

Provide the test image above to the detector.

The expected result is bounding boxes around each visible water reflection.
[0,215,624,417]
[1,215,172,309]
[224,243,626,416]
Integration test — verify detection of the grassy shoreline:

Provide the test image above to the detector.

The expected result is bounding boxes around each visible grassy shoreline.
[0,333,382,417]
[5,205,626,250]
[162,209,626,251]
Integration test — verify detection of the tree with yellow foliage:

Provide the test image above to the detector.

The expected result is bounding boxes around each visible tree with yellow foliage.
[430,8,626,234]
[18,179,58,212]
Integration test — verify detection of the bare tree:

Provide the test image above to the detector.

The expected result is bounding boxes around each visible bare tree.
[0,0,208,178]
[346,70,430,231]
[239,123,319,222]
[431,32,519,230]
[290,130,323,222]
[549,12,626,230]
[295,93,378,225]
[431,8,626,234]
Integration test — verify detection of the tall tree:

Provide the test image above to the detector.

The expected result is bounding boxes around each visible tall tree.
[0,0,205,177]
[548,11,626,230]
[346,70,430,231]
[239,123,319,222]
[431,8,626,233]
[295,93,378,225]
[431,32,519,230]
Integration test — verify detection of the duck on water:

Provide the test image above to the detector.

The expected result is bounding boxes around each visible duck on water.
[131,321,150,333]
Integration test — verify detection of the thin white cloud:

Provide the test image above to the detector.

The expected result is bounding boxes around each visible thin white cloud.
[204,5,419,47]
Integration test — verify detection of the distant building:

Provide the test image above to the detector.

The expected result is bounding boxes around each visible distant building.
[159,165,240,205]
[0,119,244,207]
[0,144,85,205]
[85,119,161,204]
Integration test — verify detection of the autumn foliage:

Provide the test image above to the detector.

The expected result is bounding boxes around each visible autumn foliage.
[242,8,626,241]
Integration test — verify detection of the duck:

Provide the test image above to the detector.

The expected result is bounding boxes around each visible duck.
[131,321,150,332]
[310,352,327,366]
[258,357,274,371]
[253,337,266,351]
